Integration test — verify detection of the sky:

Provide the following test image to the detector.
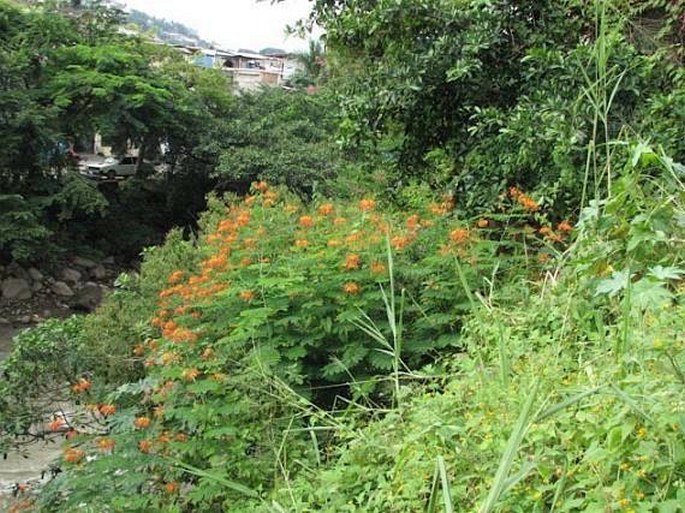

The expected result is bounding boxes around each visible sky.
[122,0,317,52]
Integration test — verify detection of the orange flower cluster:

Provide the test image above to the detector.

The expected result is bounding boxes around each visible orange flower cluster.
[370,261,387,275]
[429,195,455,216]
[138,439,153,454]
[391,234,414,251]
[344,254,362,270]
[477,218,490,228]
[240,290,255,302]
[48,418,65,432]
[318,203,335,216]
[449,228,470,244]
[343,282,361,295]
[71,378,91,394]
[294,239,309,248]
[63,447,85,464]
[539,226,563,243]
[509,187,539,212]
[557,220,573,233]
[359,198,376,212]
[164,482,180,494]
[97,438,115,452]
[99,404,116,416]
[299,215,314,228]
[182,368,200,382]
[253,181,268,193]
[168,270,184,285]
[134,416,151,429]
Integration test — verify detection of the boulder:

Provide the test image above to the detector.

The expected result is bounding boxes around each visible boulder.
[31,281,43,292]
[27,267,44,282]
[51,281,74,297]
[6,262,29,281]
[61,268,82,285]
[90,264,107,280]
[72,256,97,269]
[102,256,115,265]
[70,283,103,312]
[1,277,32,300]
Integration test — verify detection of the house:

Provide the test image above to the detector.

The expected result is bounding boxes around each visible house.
[181,46,292,92]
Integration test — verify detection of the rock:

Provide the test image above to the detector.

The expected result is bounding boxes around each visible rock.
[70,283,103,312]
[73,256,97,269]
[1,277,32,300]
[18,315,31,324]
[102,256,115,265]
[61,268,82,285]
[6,262,29,281]
[31,281,43,292]
[0,317,9,324]
[51,281,74,297]
[90,264,107,280]
[27,267,44,282]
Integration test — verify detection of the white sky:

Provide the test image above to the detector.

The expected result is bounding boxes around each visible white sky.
[122,0,317,52]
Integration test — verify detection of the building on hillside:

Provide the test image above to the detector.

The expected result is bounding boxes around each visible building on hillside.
[180,46,301,92]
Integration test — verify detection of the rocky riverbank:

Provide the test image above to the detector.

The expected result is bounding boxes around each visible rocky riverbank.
[0,256,126,511]
[0,255,124,326]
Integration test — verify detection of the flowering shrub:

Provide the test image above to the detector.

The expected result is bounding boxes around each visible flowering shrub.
[30,183,562,511]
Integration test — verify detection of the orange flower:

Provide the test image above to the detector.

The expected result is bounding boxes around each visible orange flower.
[318,203,335,216]
[294,239,309,248]
[240,290,255,302]
[370,261,386,275]
[99,404,116,416]
[557,220,573,233]
[344,254,362,270]
[343,282,361,295]
[158,432,171,444]
[65,429,78,440]
[299,215,314,228]
[477,218,490,228]
[236,211,251,227]
[168,270,184,285]
[284,204,299,214]
[333,217,347,226]
[63,447,85,464]
[71,378,92,394]
[449,228,470,244]
[134,416,151,429]
[244,195,256,207]
[182,368,200,382]
[153,406,165,418]
[48,418,65,432]
[508,186,521,199]
[133,344,145,357]
[253,180,269,193]
[517,194,539,212]
[174,433,188,442]
[240,257,253,267]
[97,438,115,452]
[164,481,180,494]
[359,198,376,212]
[138,439,153,454]
[391,235,412,251]
[406,215,420,231]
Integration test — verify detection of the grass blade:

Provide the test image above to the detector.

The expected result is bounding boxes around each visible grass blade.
[479,378,539,513]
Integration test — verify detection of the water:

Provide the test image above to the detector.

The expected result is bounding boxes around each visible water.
[0,325,64,511]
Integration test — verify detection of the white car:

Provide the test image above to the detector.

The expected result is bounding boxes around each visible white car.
[84,156,138,179]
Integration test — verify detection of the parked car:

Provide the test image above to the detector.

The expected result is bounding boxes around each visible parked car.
[83,156,138,179]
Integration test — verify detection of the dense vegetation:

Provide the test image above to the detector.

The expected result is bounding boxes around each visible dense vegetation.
[1,0,683,512]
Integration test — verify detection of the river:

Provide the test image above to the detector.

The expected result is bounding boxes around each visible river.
[0,324,64,512]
